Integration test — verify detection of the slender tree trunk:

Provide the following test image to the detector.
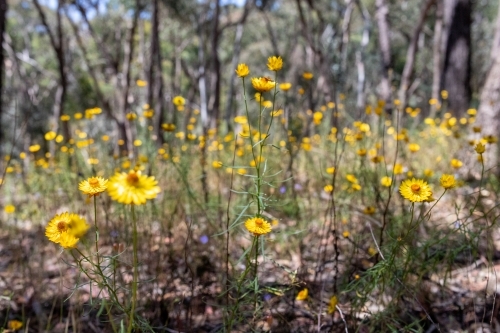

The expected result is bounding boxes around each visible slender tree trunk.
[430,0,444,118]
[397,0,436,114]
[119,0,141,157]
[33,0,70,158]
[224,0,252,131]
[210,0,221,131]
[375,0,392,112]
[476,3,500,168]
[355,0,370,116]
[0,0,7,147]
[441,0,471,116]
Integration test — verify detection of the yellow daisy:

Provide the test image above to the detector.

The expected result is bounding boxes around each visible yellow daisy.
[251,77,276,93]
[8,320,23,331]
[45,212,89,249]
[380,176,392,187]
[267,56,283,71]
[79,176,108,197]
[279,82,292,91]
[475,143,485,154]
[440,174,456,189]
[399,178,432,202]
[172,96,185,107]
[244,216,272,236]
[296,288,308,301]
[107,170,161,205]
[327,295,338,314]
[235,63,250,78]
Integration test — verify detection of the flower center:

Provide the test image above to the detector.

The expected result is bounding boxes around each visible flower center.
[89,178,99,187]
[57,221,67,233]
[127,172,139,185]
[411,184,420,192]
[255,218,263,226]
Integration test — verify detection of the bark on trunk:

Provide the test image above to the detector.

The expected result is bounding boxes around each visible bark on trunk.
[441,0,471,116]
[0,0,7,146]
[375,0,392,111]
[429,0,443,118]
[476,3,500,168]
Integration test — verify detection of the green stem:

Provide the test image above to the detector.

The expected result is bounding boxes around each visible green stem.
[253,236,259,313]
[94,196,100,266]
[127,204,138,333]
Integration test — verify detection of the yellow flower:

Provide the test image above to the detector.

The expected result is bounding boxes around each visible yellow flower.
[363,206,376,215]
[326,167,335,174]
[296,288,308,301]
[4,204,16,214]
[29,144,41,153]
[324,184,334,193]
[267,56,283,71]
[475,143,485,154]
[244,216,272,236]
[212,161,223,168]
[450,159,463,169]
[79,176,108,197]
[399,178,432,202]
[357,149,367,156]
[173,96,185,107]
[279,82,292,91]
[136,79,148,87]
[162,123,176,132]
[440,174,456,189]
[8,320,23,331]
[302,72,314,80]
[45,212,89,249]
[346,174,358,183]
[408,143,420,152]
[251,77,276,93]
[107,170,161,205]
[45,131,57,141]
[380,176,392,187]
[327,295,338,314]
[235,63,250,78]
[393,164,404,175]
[342,231,350,238]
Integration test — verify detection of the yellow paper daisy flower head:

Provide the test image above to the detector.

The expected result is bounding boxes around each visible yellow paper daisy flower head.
[244,216,272,236]
[251,77,276,93]
[107,169,161,205]
[399,178,432,202]
[235,63,250,78]
[440,174,456,189]
[172,95,185,107]
[296,288,308,301]
[45,212,90,249]
[327,295,338,314]
[267,56,283,71]
[79,176,108,197]
[475,142,485,154]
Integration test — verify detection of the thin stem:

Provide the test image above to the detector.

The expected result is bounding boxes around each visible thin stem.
[94,196,100,266]
[127,204,138,333]
[253,236,259,313]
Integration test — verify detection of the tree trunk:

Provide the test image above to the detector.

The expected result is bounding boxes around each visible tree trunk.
[476,3,500,168]
[224,0,252,132]
[429,0,444,118]
[375,0,392,112]
[397,0,436,114]
[0,0,7,147]
[441,0,471,116]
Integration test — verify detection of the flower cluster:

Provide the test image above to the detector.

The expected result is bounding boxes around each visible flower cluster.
[45,212,89,249]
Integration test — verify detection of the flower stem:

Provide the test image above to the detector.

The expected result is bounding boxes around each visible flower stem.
[127,204,138,333]
[94,196,100,266]
[253,236,259,314]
